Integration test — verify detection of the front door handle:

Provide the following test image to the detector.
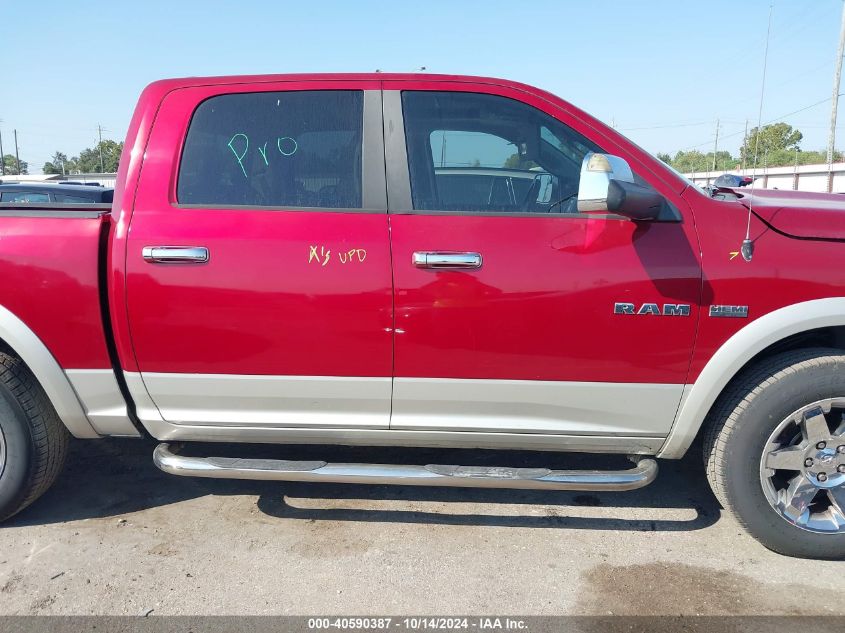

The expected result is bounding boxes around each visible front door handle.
[412,251,482,270]
[142,246,209,264]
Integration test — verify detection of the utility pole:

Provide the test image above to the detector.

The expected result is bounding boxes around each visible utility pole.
[97,124,104,173]
[828,0,845,192]
[741,119,748,173]
[711,118,720,174]
[764,147,769,187]
[13,129,20,175]
[0,121,4,176]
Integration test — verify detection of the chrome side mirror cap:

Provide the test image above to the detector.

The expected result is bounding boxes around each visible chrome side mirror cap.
[576,152,667,221]
[577,152,635,212]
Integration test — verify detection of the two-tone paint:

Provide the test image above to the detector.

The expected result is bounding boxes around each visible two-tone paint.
[0,73,843,458]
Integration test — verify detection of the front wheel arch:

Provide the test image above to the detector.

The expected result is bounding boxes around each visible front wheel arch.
[660,298,845,459]
[701,348,845,558]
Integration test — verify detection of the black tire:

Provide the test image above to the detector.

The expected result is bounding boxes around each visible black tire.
[703,348,845,559]
[0,352,70,522]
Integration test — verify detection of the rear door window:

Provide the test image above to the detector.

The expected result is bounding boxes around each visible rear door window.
[177,90,364,209]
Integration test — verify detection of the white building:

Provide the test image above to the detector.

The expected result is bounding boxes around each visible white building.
[685,162,845,193]
[0,173,117,188]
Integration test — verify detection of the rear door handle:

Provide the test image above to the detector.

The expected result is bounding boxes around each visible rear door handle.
[142,246,209,264]
[412,251,482,270]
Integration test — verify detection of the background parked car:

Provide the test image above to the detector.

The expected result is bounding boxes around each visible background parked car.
[0,182,113,203]
[713,173,753,188]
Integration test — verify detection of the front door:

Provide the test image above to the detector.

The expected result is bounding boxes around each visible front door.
[384,83,702,438]
[124,82,393,429]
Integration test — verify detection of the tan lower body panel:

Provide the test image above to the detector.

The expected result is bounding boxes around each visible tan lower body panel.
[118,371,670,454]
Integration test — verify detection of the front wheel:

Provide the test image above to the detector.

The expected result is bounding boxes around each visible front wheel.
[0,352,70,522]
[703,348,845,559]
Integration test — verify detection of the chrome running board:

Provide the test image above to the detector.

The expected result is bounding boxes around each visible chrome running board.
[153,443,657,491]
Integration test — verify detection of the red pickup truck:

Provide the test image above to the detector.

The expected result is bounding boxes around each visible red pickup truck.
[1,74,844,559]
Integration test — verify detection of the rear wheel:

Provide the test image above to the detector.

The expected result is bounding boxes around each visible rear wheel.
[0,352,70,522]
[704,348,845,559]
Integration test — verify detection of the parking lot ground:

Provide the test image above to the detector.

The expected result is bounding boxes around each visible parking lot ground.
[0,437,842,616]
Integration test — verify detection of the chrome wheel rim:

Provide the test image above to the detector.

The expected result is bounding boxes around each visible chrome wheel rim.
[759,398,845,534]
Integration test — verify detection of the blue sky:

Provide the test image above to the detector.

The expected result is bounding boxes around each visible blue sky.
[0,0,842,173]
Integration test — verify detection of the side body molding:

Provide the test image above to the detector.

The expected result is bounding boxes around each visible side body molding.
[659,298,845,458]
[0,304,101,438]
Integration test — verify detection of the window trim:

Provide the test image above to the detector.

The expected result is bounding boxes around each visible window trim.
[171,88,386,213]
[384,87,663,221]
[386,207,630,220]
[172,203,382,214]
[382,89,413,212]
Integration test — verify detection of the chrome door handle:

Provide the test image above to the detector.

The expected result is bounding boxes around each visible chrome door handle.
[412,251,482,270]
[142,246,209,264]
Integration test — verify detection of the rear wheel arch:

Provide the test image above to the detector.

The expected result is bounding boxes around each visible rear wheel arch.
[0,349,72,522]
[0,305,99,439]
[659,298,845,459]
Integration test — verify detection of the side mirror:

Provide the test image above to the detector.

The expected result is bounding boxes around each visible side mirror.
[576,152,663,221]
[606,179,664,221]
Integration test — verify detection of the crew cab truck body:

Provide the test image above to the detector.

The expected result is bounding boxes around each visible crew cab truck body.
[1,74,844,559]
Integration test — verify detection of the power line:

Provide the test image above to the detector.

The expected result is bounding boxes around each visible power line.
[726,58,833,108]
[769,1,827,46]
[774,96,840,121]
[656,2,836,151]
[680,95,840,151]
[700,1,825,74]
[678,125,748,152]
[618,121,711,132]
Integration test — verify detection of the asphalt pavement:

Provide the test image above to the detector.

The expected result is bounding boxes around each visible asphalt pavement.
[0,437,842,616]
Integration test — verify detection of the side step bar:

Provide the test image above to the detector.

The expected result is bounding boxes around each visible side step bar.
[153,443,658,492]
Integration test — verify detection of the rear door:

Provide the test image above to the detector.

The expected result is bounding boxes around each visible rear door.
[123,80,393,429]
[383,81,702,439]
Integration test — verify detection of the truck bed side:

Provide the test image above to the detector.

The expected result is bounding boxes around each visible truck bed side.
[0,204,136,437]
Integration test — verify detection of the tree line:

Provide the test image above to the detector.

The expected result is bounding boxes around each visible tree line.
[1,139,124,176]
[656,123,842,174]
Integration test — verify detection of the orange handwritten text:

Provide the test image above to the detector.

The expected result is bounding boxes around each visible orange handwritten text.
[308,245,331,266]
[309,245,367,267]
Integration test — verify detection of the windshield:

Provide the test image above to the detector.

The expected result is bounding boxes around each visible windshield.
[653,155,708,195]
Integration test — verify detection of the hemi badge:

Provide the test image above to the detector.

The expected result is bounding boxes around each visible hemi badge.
[709,305,748,318]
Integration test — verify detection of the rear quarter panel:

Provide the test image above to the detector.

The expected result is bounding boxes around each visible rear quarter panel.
[0,210,111,369]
